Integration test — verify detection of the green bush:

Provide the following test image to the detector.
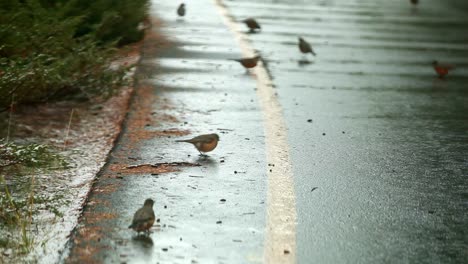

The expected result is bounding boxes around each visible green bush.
[0,0,149,109]
[0,140,67,168]
[65,0,149,45]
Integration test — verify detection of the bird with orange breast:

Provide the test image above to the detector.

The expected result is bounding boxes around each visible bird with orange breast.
[177,3,186,17]
[230,55,261,70]
[176,133,219,155]
[432,60,454,78]
[298,37,316,56]
[242,18,261,32]
[129,198,156,235]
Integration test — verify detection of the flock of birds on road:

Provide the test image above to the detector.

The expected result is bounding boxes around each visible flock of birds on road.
[128,0,457,234]
[175,1,455,78]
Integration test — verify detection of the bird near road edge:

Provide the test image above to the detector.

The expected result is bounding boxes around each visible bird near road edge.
[229,55,261,69]
[242,18,261,32]
[177,3,186,17]
[298,37,316,56]
[176,133,220,155]
[129,198,156,235]
[432,60,454,78]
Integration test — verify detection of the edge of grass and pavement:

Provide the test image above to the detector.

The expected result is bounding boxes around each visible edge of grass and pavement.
[0,0,150,262]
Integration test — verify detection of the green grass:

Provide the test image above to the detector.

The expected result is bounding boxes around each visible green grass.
[0,140,68,169]
[0,141,70,255]
[0,175,35,253]
[0,0,149,109]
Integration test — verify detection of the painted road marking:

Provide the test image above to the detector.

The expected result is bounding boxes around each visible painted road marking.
[214,1,297,263]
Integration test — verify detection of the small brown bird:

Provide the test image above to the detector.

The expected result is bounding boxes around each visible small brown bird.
[432,60,454,78]
[230,55,261,69]
[177,3,186,17]
[242,18,261,32]
[176,133,219,155]
[410,0,419,5]
[129,198,155,234]
[298,37,316,56]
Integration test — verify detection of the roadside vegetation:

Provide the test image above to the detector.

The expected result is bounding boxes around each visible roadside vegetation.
[0,140,70,258]
[0,0,149,259]
[0,0,149,109]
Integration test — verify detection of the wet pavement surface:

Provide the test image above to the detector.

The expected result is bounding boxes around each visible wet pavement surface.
[223,0,468,263]
[64,0,467,263]
[64,1,268,263]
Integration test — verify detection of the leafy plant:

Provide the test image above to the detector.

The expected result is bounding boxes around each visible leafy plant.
[0,0,149,109]
[0,140,68,168]
[0,175,35,253]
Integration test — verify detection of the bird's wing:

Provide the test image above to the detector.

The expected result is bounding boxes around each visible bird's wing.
[131,208,155,226]
[435,62,455,69]
[204,135,218,143]
[300,41,312,52]
[191,134,216,143]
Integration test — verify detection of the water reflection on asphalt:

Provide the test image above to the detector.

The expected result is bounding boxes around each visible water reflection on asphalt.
[224,0,468,263]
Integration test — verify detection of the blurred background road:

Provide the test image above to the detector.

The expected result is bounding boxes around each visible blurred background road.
[222,0,468,263]
[65,0,468,263]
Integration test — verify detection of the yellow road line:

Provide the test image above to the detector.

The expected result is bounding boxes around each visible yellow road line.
[213,1,297,263]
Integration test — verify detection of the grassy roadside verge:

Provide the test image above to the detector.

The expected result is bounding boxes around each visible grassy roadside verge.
[0,0,149,261]
[0,0,149,109]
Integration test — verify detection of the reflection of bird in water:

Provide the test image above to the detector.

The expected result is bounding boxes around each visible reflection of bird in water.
[229,55,261,69]
[176,133,220,155]
[196,154,217,166]
[432,60,454,78]
[298,37,316,56]
[129,198,155,235]
[177,3,186,17]
[242,18,261,32]
[133,234,154,247]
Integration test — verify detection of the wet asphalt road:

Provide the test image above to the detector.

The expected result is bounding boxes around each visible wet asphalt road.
[65,0,268,263]
[64,0,467,263]
[223,0,468,263]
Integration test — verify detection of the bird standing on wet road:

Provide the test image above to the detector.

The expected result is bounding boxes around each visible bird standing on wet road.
[129,198,155,234]
[177,3,186,17]
[298,37,316,56]
[176,133,219,155]
[432,60,454,78]
[242,18,261,32]
[230,55,261,69]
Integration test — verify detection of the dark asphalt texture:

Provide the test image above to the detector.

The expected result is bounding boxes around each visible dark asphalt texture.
[64,0,268,263]
[224,0,468,263]
[63,0,468,263]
